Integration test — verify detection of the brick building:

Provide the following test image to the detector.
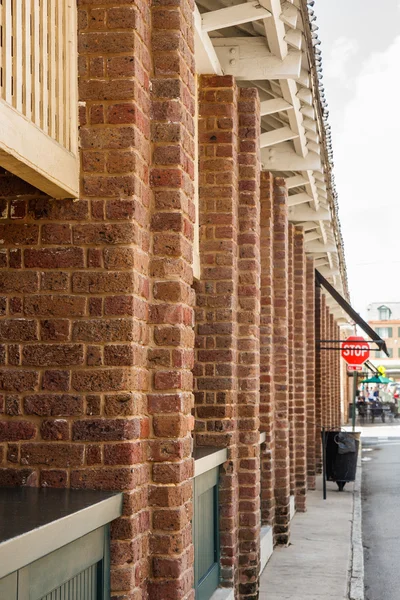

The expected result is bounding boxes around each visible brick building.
[0,1,356,599]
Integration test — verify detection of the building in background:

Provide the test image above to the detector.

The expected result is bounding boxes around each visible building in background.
[368,302,400,379]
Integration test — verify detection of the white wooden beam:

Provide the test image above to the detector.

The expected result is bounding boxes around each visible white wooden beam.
[306,141,320,155]
[260,97,292,116]
[194,6,222,75]
[285,28,302,50]
[285,175,308,189]
[212,38,302,80]
[288,205,331,222]
[279,79,307,157]
[201,2,271,33]
[260,126,298,148]
[319,267,340,277]
[304,231,321,243]
[300,104,315,119]
[296,69,310,88]
[280,2,298,28]
[305,130,319,143]
[297,88,312,105]
[288,192,313,207]
[259,0,288,60]
[303,170,319,211]
[261,142,321,171]
[303,118,317,132]
[305,241,337,253]
[298,222,319,232]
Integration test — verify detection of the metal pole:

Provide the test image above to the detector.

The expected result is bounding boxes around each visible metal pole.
[322,426,327,500]
[352,372,358,432]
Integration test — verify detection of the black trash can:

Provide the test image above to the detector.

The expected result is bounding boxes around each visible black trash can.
[323,431,359,491]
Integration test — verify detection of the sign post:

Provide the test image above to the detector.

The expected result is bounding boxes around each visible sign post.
[341,336,370,431]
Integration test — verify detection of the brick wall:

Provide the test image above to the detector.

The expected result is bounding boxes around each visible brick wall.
[0,1,343,595]
[0,1,197,598]
[272,178,290,544]
[259,171,275,528]
[194,74,240,592]
[288,225,295,498]
[237,88,261,599]
[315,282,322,473]
[194,75,263,599]
[293,228,306,512]
[306,259,316,489]
[148,0,196,598]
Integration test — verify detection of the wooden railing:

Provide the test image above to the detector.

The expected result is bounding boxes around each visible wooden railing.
[0,0,78,198]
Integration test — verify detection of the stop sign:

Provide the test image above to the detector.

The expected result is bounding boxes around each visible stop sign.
[341,336,370,366]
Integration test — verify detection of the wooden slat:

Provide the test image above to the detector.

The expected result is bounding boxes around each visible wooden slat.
[40,0,48,132]
[3,0,12,104]
[32,0,40,124]
[22,0,32,118]
[62,0,68,149]
[68,0,78,155]
[0,1,3,100]
[64,0,70,151]
[13,0,23,112]
[56,0,64,145]
[48,0,56,137]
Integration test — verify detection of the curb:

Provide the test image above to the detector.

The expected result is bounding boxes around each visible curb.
[348,446,364,600]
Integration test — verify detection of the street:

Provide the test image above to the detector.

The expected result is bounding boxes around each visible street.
[362,426,400,600]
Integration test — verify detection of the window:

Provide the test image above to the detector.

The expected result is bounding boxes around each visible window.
[378,306,391,320]
[378,348,392,358]
[398,347,400,358]
[376,327,392,338]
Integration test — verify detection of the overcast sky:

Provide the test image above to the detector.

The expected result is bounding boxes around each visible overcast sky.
[317,1,400,317]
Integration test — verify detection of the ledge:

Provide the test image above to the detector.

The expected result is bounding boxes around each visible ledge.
[209,588,234,600]
[260,525,274,574]
[194,447,228,478]
[0,488,122,579]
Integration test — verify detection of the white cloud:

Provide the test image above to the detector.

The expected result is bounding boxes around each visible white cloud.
[331,37,400,314]
[324,36,359,81]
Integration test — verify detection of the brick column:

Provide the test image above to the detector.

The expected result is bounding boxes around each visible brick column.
[148,1,196,598]
[305,259,316,489]
[315,282,323,473]
[293,228,306,512]
[0,1,154,597]
[194,74,240,590]
[336,324,341,426]
[272,179,290,544]
[237,88,261,599]
[323,305,330,426]
[259,172,275,527]
[288,225,295,497]
[329,313,335,427]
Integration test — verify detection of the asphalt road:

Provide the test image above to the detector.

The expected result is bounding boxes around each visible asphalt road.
[362,437,400,600]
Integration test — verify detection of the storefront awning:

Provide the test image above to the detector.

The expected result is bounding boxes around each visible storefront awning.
[315,270,389,357]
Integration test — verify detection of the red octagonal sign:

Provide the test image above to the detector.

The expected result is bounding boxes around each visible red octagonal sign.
[341,336,370,366]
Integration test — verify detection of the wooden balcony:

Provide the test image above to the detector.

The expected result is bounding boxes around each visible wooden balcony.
[0,0,78,198]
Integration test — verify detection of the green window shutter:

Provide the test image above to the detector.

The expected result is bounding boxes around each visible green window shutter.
[388,328,393,338]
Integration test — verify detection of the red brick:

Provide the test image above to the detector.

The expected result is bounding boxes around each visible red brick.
[22,344,84,367]
[0,420,37,441]
[40,419,69,441]
[24,395,83,416]
[72,418,140,441]
[21,444,84,467]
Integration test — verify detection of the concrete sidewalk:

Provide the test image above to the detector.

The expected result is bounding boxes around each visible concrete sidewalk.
[259,478,355,600]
